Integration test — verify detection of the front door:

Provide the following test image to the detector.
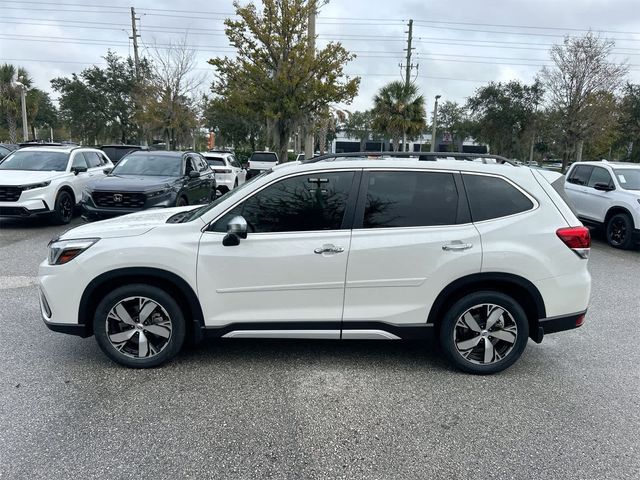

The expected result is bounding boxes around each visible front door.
[342,169,482,334]
[197,169,359,337]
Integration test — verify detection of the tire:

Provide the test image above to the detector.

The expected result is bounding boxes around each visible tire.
[439,291,529,375]
[176,196,188,207]
[606,213,634,250]
[93,284,186,368]
[51,190,74,224]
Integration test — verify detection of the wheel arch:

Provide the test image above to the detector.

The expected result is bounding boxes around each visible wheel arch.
[56,184,76,205]
[427,272,546,342]
[604,206,635,228]
[79,267,204,340]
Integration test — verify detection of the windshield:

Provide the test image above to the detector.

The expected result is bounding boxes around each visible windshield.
[180,170,271,222]
[614,168,640,190]
[204,157,225,166]
[111,154,182,176]
[250,153,278,162]
[0,150,68,171]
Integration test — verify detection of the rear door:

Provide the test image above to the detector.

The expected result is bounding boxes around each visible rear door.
[342,169,482,332]
[564,165,594,220]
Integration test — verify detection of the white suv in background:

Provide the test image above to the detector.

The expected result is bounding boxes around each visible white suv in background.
[565,161,640,249]
[0,146,113,224]
[39,157,591,374]
[200,150,246,193]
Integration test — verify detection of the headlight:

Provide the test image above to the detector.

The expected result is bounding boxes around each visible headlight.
[22,181,51,190]
[48,238,99,265]
[146,188,170,198]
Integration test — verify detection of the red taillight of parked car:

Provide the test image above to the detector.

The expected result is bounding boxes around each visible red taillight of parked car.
[575,314,586,327]
[556,226,591,259]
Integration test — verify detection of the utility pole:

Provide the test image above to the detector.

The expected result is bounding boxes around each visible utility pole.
[304,1,316,159]
[430,95,441,152]
[400,19,415,152]
[19,86,28,141]
[130,7,141,80]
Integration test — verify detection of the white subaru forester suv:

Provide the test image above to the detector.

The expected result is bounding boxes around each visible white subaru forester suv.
[0,146,113,223]
[564,160,640,249]
[39,154,592,374]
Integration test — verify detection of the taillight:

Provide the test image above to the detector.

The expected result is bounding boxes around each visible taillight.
[575,314,586,327]
[556,226,590,259]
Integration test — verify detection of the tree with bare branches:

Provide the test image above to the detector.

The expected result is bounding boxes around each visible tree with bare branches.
[541,32,628,170]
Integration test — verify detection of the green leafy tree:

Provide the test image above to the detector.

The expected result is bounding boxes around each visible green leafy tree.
[372,81,426,151]
[209,0,360,163]
[203,95,264,150]
[343,110,374,150]
[466,80,543,159]
[26,89,58,140]
[619,83,640,162]
[437,100,469,152]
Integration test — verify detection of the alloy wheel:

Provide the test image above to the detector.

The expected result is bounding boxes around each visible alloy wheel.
[609,218,627,246]
[105,296,173,359]
[60,195,73,221]
[453,303,518,365]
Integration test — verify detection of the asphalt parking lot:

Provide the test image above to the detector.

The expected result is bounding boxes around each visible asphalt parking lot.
[1,216,639,480]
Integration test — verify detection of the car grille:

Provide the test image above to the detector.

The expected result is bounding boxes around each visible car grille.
[0,186,22,202]
[92,191,146,209]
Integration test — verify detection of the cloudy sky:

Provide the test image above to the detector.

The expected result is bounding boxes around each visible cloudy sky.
[1,0,640,115]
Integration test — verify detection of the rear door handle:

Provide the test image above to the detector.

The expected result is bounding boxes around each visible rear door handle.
[442,242,473,251]
[314,244,344,255]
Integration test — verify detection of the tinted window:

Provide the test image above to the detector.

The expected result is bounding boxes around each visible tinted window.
[213,172,355,233]
[195,156,209,172]
[463,174,534,221]
[614,168,640,190]
[102,147,138,163]
[362,171,459,228]
[250,152,278,162]
[204,156,225,167]
[567,165,593,185]
[83,151,102,168]
[0,146,10,159]
[0,151,69,171]
[71,153,88,169]
[587,167,613,188]
[229,156,241,168]
[110,154,182,176]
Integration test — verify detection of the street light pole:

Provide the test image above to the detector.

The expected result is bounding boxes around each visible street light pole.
[430,95,441,153]
[15,81,29,142]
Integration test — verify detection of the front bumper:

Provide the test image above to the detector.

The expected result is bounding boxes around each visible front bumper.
[81,193,176,219]
[0,198,50,217]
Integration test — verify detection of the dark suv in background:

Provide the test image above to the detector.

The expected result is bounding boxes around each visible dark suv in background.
[100,145,147,164]
[81,151,216,220]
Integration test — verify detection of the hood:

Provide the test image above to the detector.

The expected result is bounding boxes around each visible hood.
[88,175,177,192]
[59,206,200,240]
[0,170,67,185]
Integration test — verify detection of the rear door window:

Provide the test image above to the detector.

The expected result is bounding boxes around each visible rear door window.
[360,171,459,228]
[567,165,594,185]
[463,174,534,222]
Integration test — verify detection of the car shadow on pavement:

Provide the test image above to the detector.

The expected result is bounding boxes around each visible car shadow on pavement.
[178,338,454,372]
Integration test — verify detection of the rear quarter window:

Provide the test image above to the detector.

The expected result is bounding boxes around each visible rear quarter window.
[463,174,534,222]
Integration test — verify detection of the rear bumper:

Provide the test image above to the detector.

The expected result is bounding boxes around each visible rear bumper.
[43,321,91,337]
[531,310,587,342]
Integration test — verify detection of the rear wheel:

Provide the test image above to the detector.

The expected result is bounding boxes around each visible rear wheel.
[51,190,74,224]
[93,284,185,368]
[176,196,188,207]
[606,213,634,249]
[439,291,529,374]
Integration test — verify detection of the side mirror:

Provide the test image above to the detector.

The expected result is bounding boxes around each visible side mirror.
[103,167,112,174]
[188,170,200,179]
[222,215,247,246]
[71,166,88,175]
[593,182,614,191]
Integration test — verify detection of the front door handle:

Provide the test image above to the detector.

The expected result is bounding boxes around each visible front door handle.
[442,242,473,251]
[314,244,344,255]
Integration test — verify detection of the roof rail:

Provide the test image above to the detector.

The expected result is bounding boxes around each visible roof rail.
[303,151,515,165]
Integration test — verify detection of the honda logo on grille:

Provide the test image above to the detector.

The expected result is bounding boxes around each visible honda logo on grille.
[113,194,123,202]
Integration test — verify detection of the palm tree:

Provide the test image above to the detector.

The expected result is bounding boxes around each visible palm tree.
[0,64,32,143]
[372,81,426,151]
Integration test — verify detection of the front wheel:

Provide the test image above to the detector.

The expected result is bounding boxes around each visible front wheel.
[606,213,634,249]
[439,291,529,374]
[93,284,186,368]
[51,190,74,224]
[176,196,188,207]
